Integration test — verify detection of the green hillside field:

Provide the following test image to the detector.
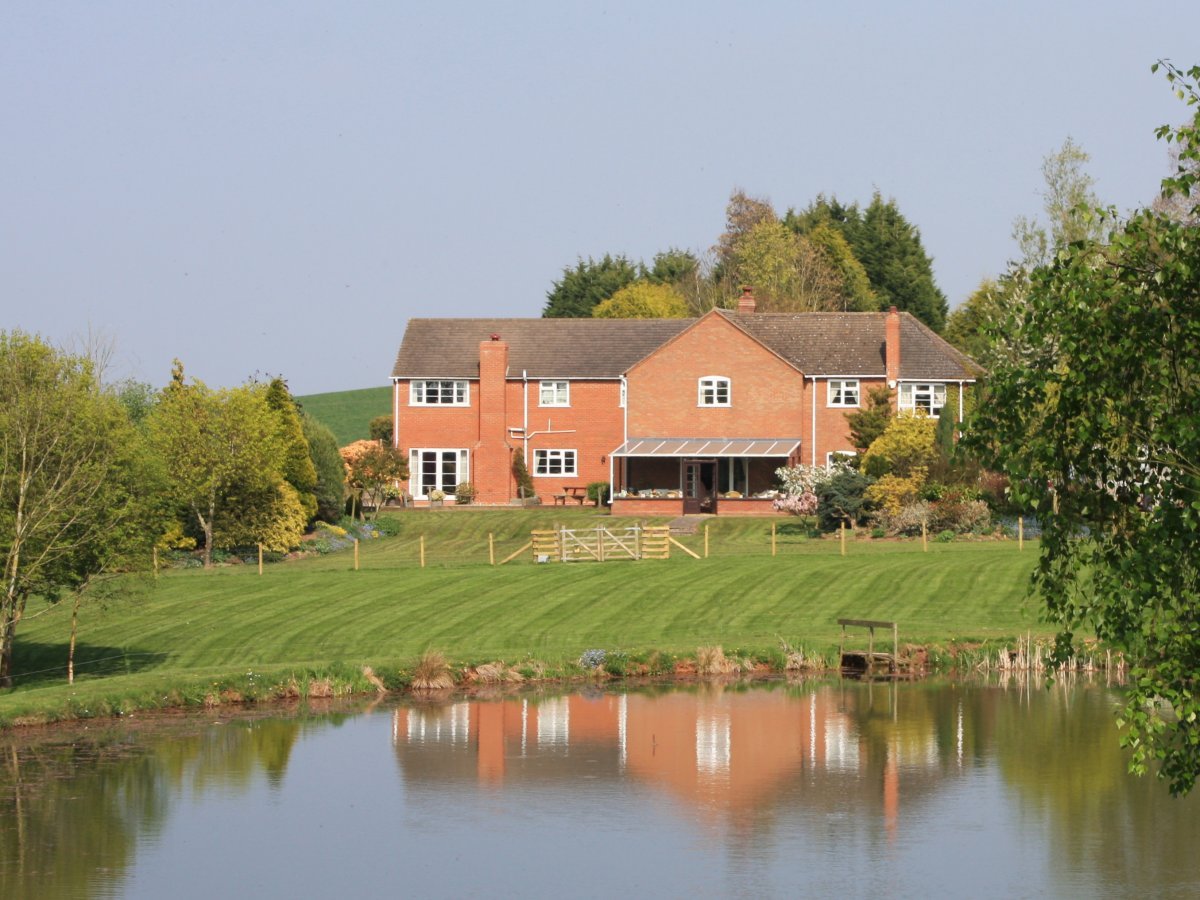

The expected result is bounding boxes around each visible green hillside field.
[296,385,391,445]
[0,509,1048,726]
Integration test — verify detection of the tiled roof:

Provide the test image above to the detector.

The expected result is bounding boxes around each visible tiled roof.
[392,312,983,380]
[392,318,693,379]
[718,310,983,380]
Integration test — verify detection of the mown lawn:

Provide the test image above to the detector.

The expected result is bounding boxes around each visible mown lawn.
[3,509,1045,721]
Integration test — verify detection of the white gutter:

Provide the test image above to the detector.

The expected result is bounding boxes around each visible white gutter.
[391,378,401,448]
[809,375,818,467]
[958,380,964,423]
[618,373,628,504]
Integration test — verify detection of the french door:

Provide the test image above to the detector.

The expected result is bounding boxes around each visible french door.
[409,449,468,499]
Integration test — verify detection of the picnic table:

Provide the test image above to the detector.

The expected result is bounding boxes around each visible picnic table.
[553,486,590,505]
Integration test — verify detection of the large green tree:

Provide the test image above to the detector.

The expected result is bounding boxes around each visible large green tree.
[967,61,1200,795]
[302,413,346,523]
[147,369,288,567]
[1012,136,1105,269]
[542,254,642,317]
[948,139,1106,365]
[592,282,689,318]
[0,332,154,685]
[263,378,318,521]
[788,193,948,329]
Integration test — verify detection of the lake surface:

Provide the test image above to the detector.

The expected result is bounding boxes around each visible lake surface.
[2,677,1198,899]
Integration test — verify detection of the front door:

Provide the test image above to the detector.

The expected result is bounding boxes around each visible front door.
[683,459,718,514]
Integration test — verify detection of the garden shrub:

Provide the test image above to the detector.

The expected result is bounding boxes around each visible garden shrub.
[873,500,932,536]
[929,499,991,534]
[586,481,610,505]
[815,468,873,530]
[864,471,926,515]
[454,482,476,504]
[368,415,393,444]
[861,413,938,478]
[936,529,955,543]
[372,516,402,537]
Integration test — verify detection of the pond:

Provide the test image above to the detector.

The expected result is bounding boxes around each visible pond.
[2,678,1198,898]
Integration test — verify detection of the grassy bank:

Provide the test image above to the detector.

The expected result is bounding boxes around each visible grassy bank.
[295,385,391,445]
[1,510,1048,725]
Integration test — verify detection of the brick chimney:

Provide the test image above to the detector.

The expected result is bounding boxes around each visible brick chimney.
[885,306,901,389]
[475,335,509,503]
[737,286,757,314]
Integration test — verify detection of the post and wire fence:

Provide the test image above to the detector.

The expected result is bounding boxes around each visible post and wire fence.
[149,511,1038,577]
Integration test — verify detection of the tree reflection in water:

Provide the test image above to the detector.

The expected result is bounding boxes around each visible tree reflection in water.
[1,680,1197,898]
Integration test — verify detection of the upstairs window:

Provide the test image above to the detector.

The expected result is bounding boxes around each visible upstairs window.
[899,382,946,415]
[698,376,731,407]
[410,380,469,406]
[539,380,570,407]
[827,379,860,407]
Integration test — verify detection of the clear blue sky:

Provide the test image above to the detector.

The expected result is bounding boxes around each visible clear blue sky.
[3,1,1196,394]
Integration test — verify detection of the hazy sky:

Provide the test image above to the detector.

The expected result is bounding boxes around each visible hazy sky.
[3,2,1197,395]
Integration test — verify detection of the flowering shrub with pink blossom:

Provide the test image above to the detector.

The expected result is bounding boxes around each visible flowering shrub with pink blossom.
[773,492,819,515]
[772,464,827,516]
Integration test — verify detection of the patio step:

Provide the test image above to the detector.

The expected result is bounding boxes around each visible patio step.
[668,516,711,535]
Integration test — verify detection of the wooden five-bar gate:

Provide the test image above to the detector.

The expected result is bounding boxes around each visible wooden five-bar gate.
[530,525,671,562]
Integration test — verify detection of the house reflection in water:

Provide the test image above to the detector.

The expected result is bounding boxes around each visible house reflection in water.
[392,683,948,838]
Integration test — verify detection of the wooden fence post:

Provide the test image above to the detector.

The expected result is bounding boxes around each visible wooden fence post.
[354,539,360,571]
[704,524,709,559]
[840,522,846,557]
[489,532,495,566]
[258,543,263,575]
[420,534,426,568]
[771,521,777,557]
[1018,516,1024,551]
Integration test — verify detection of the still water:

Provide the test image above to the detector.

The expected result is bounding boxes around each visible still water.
[2,678,1198,899]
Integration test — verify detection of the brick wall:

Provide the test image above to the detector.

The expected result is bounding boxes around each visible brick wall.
[395,372,624,504]
[627,313,808,439]
[518,379,624,500]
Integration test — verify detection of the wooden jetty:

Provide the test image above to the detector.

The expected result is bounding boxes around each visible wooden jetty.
[838,618,900,676]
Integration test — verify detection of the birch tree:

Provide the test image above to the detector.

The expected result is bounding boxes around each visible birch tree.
[0,332,150,685]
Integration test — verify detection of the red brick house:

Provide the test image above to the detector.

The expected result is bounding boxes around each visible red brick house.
[390,291,981,515]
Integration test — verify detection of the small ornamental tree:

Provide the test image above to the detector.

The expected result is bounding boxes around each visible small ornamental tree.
[512,449,536,500]
[772,464,822,516]
[343,443,408,521]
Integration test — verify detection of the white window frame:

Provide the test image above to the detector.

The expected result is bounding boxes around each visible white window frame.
[533,448,577,477]
[827,379,861,408]
[899,382,947,415]
[408,448,469,499]
[409,380,469,407]
[698,376,731,408]
[826,450,858,469]
[539,380,570,407]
